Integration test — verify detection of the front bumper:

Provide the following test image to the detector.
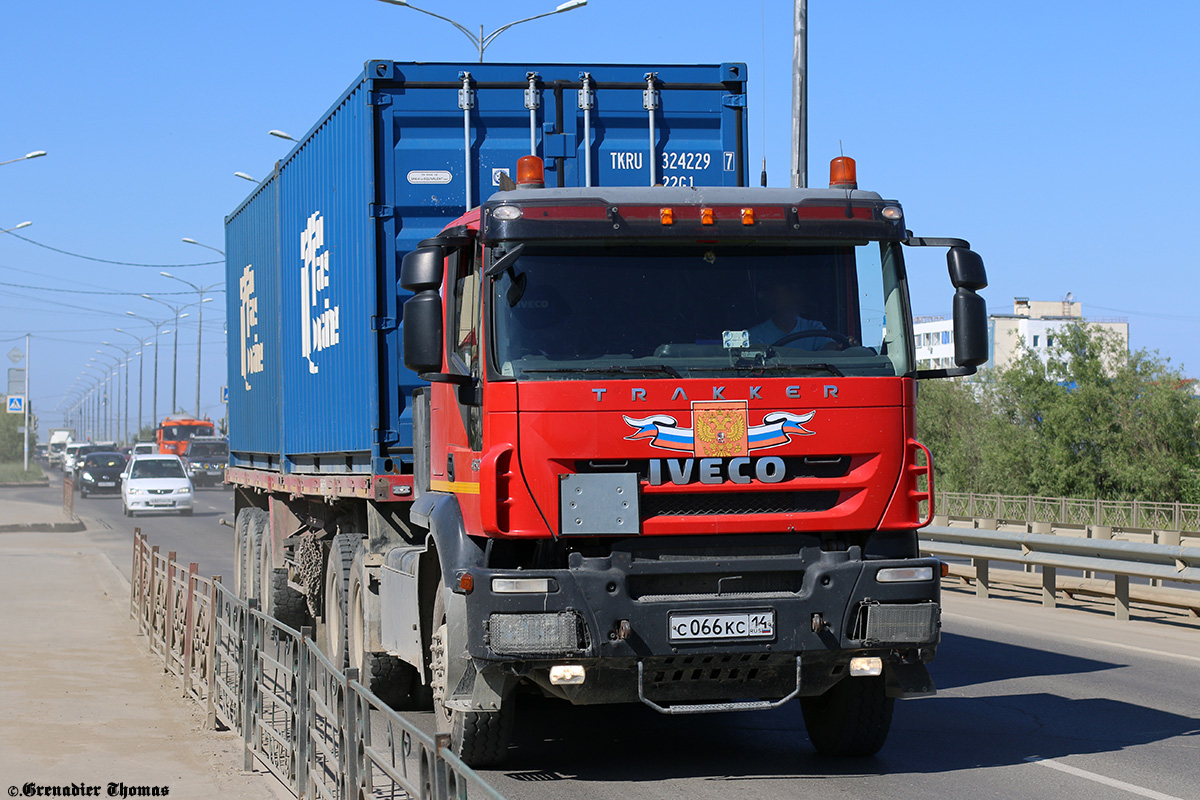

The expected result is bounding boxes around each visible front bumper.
[452,537,940,709]
[125,495,194,511]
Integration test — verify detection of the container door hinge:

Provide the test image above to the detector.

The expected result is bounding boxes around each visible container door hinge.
[723,94,747,108]
[368,91,393,107]
[374,429,400,445]
[372,316,397,332]
[370,204,394,219]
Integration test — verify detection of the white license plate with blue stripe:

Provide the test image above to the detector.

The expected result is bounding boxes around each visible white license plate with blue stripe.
[668,610,775,642]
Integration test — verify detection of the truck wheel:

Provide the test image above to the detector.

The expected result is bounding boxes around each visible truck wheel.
[235,507,267,601]
[348,546,419,708]
[259,521,311,631]
[430,582,514,767]
[323,533,366,669]
[801,674,894,757]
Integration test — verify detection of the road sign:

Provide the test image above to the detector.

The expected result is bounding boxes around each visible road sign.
[8,368,25,396]
[7,348,23,364]
[221,385,228,403]
[7,395,24,414]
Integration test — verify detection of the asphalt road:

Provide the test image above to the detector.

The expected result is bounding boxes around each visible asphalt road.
[14,474,1200,799]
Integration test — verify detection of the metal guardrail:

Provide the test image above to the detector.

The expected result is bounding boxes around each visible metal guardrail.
[939,491,1200,534]
[131,531,505,800]
[920,524,1200,621]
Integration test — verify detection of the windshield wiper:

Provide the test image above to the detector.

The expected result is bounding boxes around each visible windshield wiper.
[520,364,683,378]
[711,363,846,377]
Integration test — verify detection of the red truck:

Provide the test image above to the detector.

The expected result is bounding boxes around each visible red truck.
[226,61,987,767]
[155,414,216,457]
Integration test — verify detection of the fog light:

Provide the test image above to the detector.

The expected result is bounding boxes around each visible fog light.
[877,566,933,583]
[849,656,883,677]
[549,665,586,686]
[489,612,580,655]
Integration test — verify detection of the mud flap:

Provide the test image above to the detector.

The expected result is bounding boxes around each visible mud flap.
[885,662,936,698]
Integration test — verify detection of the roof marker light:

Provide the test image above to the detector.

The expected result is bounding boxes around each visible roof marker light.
[882,206,902,220]
[660,207,674,225]
[829,156,857,189]
[700,207,715,225]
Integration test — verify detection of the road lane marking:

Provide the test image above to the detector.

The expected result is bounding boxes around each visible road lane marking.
[943,611,1200,664]
[1025,756,1188,800]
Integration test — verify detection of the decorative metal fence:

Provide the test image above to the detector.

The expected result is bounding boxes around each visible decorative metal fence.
[938,492,1200,533]
[131,531,505,800]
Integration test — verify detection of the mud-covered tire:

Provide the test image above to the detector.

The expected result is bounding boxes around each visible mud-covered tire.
[431,582,514,766]
[234,507,267,600]
[801,675,894,757]
[323,533,365,669]
[348,546,418,708]
[261,524,311,631]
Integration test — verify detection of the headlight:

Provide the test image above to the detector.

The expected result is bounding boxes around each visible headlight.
[127,487,145,495]
[177,487,192,494]
[81,472,94,481]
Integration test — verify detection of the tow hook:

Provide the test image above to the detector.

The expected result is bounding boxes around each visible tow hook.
[811,613,827,633]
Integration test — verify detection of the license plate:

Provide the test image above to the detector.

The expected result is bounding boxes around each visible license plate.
[98,482,115,487]
[668,610,776,642]
[148,500,173,507]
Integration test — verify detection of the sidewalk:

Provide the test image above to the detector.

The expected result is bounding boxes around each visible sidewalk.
[0,521,288,799]
[0,493,84,533]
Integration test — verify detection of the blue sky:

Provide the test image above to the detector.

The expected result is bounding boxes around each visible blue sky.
[2,0,1198,432]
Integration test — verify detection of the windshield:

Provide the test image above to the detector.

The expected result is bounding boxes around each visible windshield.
[161,424,214,440]
[130,460,186,479]
[84,454,126,469]
[188,443,228,458]
[489,243,912,379]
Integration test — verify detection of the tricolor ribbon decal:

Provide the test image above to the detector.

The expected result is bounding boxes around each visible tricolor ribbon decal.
[623,408,815,454]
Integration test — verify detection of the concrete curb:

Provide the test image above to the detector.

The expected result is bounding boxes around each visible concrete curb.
[0,519,87,533]
[0,480,51,488]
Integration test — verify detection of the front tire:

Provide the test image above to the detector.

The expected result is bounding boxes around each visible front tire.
[430,581,514,766]
[801,675,894,757]
[323,533,365,669]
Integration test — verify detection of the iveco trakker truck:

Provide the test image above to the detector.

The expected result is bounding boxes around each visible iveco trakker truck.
[225,60,987,766]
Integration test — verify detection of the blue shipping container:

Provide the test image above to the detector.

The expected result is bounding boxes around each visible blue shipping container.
[226,60,749,475]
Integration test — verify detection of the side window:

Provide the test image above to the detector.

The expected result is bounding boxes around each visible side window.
[449,244,482,375]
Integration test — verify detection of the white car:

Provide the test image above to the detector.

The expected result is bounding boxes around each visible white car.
[121,455,194,517]
[131,442,157,456]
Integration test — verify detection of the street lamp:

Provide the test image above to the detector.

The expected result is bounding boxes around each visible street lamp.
[0,151,46,167]
[113,329,151,438]
[269,130,297,142]
[375,0,587,62]
[101,342,137,444]
[1,221,32,235]
[161,269,221,418]
[90,353,120,441]
[234,172,260,183]
[139,295,193,415]
[125,312,172,428]
[81,364,109,441]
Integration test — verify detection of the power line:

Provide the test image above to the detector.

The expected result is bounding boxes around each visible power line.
[0,279,195,296]
[1,231,222,268]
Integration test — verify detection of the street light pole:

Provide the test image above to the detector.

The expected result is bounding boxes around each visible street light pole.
[375,0,587,61]
[0,151,46,167]
[113,329,147,438]
[125,312,171,431]
[166,253,223,418]
[139,295,194,416]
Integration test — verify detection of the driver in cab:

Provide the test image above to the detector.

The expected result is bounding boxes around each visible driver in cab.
[747,282,829,350]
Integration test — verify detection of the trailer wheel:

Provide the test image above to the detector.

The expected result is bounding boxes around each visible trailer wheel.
[259,516,311,631]
[801,674,894,757]
[323,533,365,669]
[348,546,419,708]
[235,507,267,601]
[430,582,514,767]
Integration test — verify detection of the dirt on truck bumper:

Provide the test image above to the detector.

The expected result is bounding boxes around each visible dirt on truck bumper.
[453,535,940,713]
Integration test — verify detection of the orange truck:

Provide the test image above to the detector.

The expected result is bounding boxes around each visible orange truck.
[155,415,216,456]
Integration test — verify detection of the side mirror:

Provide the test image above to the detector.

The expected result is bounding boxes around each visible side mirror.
[400,246,444,292]
[952,289,989,367]
[403,292,444,374]
[947,247,986,291]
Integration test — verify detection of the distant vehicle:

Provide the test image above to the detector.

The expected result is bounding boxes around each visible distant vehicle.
[65,443,114,483]
[131,442,157,456]
[182,436,228,489]
[47,429,74,467]
[34,443,48,462]
[121,455,193,517]
[77,452,127,498]
[155,415,216,456]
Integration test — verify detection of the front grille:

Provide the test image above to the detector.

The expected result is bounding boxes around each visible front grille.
[641,491,838,518]
[148,488,172,495]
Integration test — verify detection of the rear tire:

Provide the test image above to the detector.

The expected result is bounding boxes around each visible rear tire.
[430,581,514,766]
[234,507,266,600]
[323,533,365,669]
[801,675,894,757]
[259,517,311,631]
[349,545,418,708]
